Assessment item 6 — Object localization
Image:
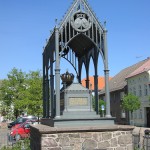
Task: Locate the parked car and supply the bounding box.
[9,120,37,141]
[8,115,37,128]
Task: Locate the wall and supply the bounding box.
[99,89,129,125]
[127,71,150,127]
[132,126,150,149]
[30,124,134,150]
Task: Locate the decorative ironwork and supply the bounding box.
[71,11,92,32]
[42,0,111,118]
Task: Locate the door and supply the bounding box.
[146,107,150,127]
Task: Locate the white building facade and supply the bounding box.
[126,59,150,127]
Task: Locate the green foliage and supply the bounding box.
[99,99,106,116]
[92,98,106,116]
[121,93,141,114]
[0,104,15,120]
[134,147,144,150]
[0,68,43,119]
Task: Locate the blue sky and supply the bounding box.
[0,0,150,80]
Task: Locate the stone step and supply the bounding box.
[61,111,100,119]
[54,118,115,127]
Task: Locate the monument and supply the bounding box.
[30,1,135,149]
[42,0,114,127]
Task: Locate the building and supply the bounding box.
[99,58,150,125]
[81,76,112,93]
[126,57,150,127]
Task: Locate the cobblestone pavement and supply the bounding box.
[0,128,9,148]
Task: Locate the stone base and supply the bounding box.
[30,124,135,150]
[54,117,115,127]
[41,111,115,127]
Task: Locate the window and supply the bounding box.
[134,110,137,119]
[133,87,136,96]
[113,93,116,99]
[139,109,142,119]
[129,88,132,94]
[139,85,142,97]
[144,84,148,96]
[144,76,147,81]
[120,92,124,99]
[133,79,134,84]
[139,78,141,82]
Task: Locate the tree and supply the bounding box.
[121,93,141,120]
[23,70,42,117]
[0,68,43,119]
[0,68,26,118]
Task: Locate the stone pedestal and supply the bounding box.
[42,82,115,128]
[30,124,134,150]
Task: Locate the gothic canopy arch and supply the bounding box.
[42,0,111,118]
[44,0,106,61]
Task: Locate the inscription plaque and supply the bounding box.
[69,97,88,106]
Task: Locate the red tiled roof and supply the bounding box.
[126,57,150,78]
[81,76,112,90]
[99,57,150,95]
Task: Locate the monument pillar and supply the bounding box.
[45,78,49,118]
[85,79,89,89]
[50,75,54,117]
[50,58,55,117]
[103,29,111,118]
[42,53,46,118]
[94,75,99,114]
[63,82,67,112]
[85,66,89,89]
[43,78,46,118]
[55,27,60,118]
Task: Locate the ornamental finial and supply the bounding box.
[43,46,45,52]
[50,30,53,35]
[55,19,58,27]
[104,21,106,27]
[103,21,107,32]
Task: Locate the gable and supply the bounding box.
[99,58,149,94]
[126,57,150,78]
[59,0,104,31]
